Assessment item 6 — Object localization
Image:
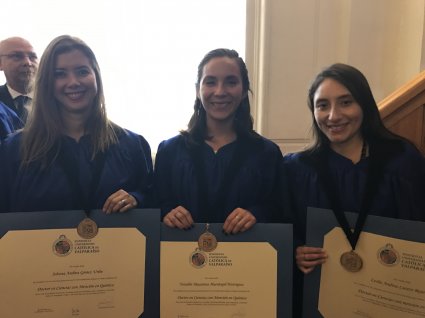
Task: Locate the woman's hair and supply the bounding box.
[181,48,258,146]
[21,35,119,166]
[305,63,402,154]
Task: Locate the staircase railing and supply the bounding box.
[378,71,425,155]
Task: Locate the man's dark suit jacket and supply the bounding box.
[0,84,17,114]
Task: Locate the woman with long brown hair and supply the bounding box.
[0,35,152,213]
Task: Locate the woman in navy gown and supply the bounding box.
[0,35,152,213]
[154,48,282,234]
[282,63,425,316]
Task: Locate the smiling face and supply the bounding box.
[313,78,363,149]
[197,56,244,126]
[54,49,97,116]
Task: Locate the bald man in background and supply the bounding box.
[0,37,38,123]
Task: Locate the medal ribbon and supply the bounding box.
[314,142,385,251]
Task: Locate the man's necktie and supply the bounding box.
[14,95,30,122]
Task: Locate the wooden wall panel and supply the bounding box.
[385,105,425,154]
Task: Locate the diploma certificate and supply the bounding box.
[0,228,145,317]
[161,241,277,317]
[303,207,425,318]
[160,223,293,317]
[0,209,161,318]
[160,223,293,318]
[320,228,425,317]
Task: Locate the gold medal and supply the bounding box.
[198,223,217,252]
[340,250,363,272]
[77,217,98,239]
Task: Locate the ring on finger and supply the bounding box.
[120,199,126,205]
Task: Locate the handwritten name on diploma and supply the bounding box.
[177,296,248,301]
[174,279,250,307]
[370,278,425,294]
[52,269,104,276]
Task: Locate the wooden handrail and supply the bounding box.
[378,70,425,154]
[379,70,425,117]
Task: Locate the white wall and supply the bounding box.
[0,0,246,153]
[246,0,425,153]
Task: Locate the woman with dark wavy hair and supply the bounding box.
[154,48,282,234]
[0,35,152,213]
[282,63,425,317]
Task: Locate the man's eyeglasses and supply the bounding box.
[0,52,38,62]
